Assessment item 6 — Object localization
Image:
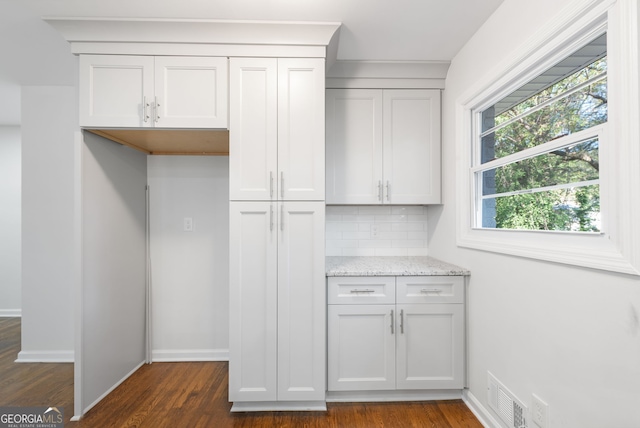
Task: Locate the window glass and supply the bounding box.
[474,34,607,232]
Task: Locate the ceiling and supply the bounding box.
[0,0,505,124]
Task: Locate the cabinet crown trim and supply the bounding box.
[45,17,342,64]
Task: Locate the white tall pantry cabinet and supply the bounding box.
[229,58,326,410]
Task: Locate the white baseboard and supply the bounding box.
[0,309,21,317]
[80,360,146,417]
[231,401,327,412]
[327,389,462,402]
[152,348,229,362]
[462,388,501,428]
[15,350,74,363]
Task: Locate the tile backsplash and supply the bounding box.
[326,206,428,256]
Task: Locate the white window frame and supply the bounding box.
[455,0,640,275]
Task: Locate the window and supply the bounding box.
[473,35,607,233]
[455,0,640,275]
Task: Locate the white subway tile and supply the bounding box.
[326,214,342,222]
[391,223,409,231]
[358,223,372,231]
[343,231,371,240]
[343,248,376,256]
[326,231,342,240]
[359,206,391,215]
[378,231,408,240]
[408,231,428,240]
[391,206,408,215]
[375,223,392,232]
[406,223,426,231]
[406,206,427,214]
[408,214,428,222]
[393,239,426,248]
[407,248,429,256]
[359,239,392,248]
[325,248,343,256]
[375,248,409,256]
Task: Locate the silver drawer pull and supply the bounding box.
[350,289,375,293]
[421,288,443,293]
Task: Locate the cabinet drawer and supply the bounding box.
[396,276,463,304]
[328,277,395,304]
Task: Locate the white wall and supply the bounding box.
[429,0,640,427]
[148,156,229,361]
[19,86,76,361]
[0,126,21,316]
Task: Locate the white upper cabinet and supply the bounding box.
[79,55,228,129]
[326,89,441,205]
[277,59,325,201]
[229,58,278,201]
[230,58,325,201]
[326,89,383,204]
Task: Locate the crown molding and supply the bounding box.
[44,17,342,65]
[326,60,450,89]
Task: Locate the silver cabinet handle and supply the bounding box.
[386,181,390,201]
[143,96,150,122]
[270,172,274,198]
[421,288,442,294]
[400,309,404,334]
[349,289,375,293]
[270,204,274,231]
[280,204,284,231]
[390,309,394,334]
[281,172,284,198]
[154,97,160,122]
[378,180,382,201]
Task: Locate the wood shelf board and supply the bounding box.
[86,129,230,156]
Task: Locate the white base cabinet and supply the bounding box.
[328,276,464,392]
[326,89,441,205]
[229,201,325,403]
[79,55,228,128]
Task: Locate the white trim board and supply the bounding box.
[454,0,640,275]
[326,60,450,89]
[0,309,21,317]
[16,350,74,363]
[462,389,501,428]
[152,349,229,362]
[326,389,462,403]
[44,18,342,66]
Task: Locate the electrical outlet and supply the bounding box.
[184,217,193,232]
[371,225,378,238]
[531,394,548,428]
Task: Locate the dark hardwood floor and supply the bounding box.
[0,317,483,427]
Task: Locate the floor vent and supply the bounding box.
[488,371,528,428]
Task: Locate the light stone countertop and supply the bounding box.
[326,256,470,277]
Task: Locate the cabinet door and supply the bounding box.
[154,57,228,128]
[229,202,278,401]
[328,304,396,391]
[278,59,326,201]
[229,58,278,201]
[277,201,325,400]
[326,89,383,204]
[396,304,464,390]
[79,55,154,128]
[383,90,441,204]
